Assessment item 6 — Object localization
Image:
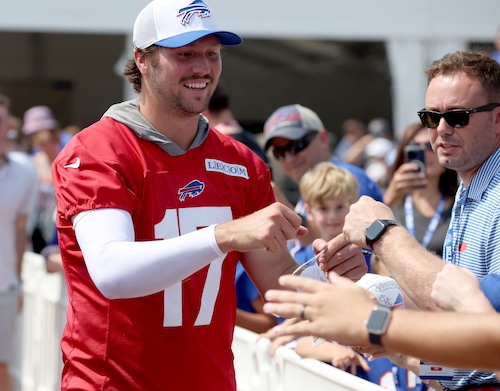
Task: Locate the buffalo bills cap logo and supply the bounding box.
[177,0,211,26]
[133,0,241,50]
[178,179,205,201]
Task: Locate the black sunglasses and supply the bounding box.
[271,131,318,161]
[417,103,500,129]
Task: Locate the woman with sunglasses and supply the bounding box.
[382,123,458,258]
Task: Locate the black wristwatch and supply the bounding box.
[365,306,392,347]
[365,219,397,248]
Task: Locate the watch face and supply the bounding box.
[366,220,397,247]
[366,220,384,242]
[366,306,391,334]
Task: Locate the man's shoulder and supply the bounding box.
[53,117,150,172]
[67,117,139,149]
[5,152,38,188]
[329,156,368,176]
[7,151,36,173]
[84,116,128,133]
[329,156,383,201]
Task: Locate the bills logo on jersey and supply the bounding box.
[177,0,211,26]
[178,180,205,201]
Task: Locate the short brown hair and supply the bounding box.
[123,45,161,93]
[425,50,500,102]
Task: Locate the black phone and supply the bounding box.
[404,144,426,172]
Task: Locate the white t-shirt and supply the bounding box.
[0,151,38,291]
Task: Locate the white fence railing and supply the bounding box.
[12,252,384,391]
[233,326,384,391]
[12,251,66,391]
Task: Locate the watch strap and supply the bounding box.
[365,219,397,248]
[368,332,384,347]
[366,306,392,347]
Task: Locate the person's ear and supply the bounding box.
[493,107,500,137]
[317,129,333,150]
[318,128,329,142]
[134,49,149,75]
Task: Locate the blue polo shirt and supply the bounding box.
[441,147,500,389]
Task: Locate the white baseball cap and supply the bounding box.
[133,0,242,49]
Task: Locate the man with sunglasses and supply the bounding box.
[264,104,383,200]
[263,104,383,263]
[342,50,500,391]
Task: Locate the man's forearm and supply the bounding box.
[383,310,500,370]
[373,225,444,310]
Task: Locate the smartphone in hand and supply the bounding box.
[404,144,426,173]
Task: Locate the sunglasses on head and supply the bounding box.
[417,103,500,129]
[272,131,318,161]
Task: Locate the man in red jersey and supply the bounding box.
[52,1,367,389]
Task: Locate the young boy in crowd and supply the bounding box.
[292,162,370,370]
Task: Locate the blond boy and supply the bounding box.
[291,162,371,371]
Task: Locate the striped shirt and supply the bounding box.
[441,147,500,390]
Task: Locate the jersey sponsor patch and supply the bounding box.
[205,159,249,179]
[178,180,205,201]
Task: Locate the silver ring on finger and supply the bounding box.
[300,304,307,320]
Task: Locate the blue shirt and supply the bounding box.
[441,147,500,389]
[235,262,259,313]
[330,156,384,201]
[295,156,383,220]
[353,358,429,391]
[480,273,500,311]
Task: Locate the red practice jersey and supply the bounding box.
[53,117,273,390]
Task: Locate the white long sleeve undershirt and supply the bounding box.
[73,208,225,299]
